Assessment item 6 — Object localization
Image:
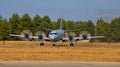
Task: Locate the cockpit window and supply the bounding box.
[50,33,58,35]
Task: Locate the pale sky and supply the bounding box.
[0,0,120,22]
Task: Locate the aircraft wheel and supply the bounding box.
[70,43,74,47]
[52,44,56,46]
[40,43,44,46]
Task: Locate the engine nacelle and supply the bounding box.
[82,34,88,40]
[68,35,73,41]
[24,33,29,38]
[38,35,43,40]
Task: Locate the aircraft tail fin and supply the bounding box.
[60,18,62,30]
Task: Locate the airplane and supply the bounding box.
[9,18,105,47]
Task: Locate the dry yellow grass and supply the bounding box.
[0,41,120,47]
[0,41,120,62]
[0,47,120,62]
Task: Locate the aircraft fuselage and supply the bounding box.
[48,29,64,42]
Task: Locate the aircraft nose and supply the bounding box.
[49,35,56,40]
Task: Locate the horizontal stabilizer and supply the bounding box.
[43,28,53,31]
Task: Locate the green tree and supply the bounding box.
[94,18,110,42]
[94,18,105,36]
[41,16,51,34]
[32,14,42,34]
[86,20,95,35]
[42,15,51,23]
[41,21,50,35]
[0,19,11,40]
[9,13,21,34]
[56,18,61,29]
[66,20,75,30]
[50,21,57,29]
[0,15,3,27]
[110,17,120,42]
[0,15,2,28]
[0,15,3,22]
[78,21,88,31]
[20,13,32,30]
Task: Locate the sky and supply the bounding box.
[0,0,120,23]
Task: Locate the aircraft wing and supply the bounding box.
[87,36,105,39]
[9,34,24,37]
[62,38,69,41]
[62,37,82,41]
[62,36,105,41]
[9,34,36,38]
[73,36,105,40]
[9,34,50,40]
[65,29,80,32]
[30,36,50,40]
[73,37,83,40]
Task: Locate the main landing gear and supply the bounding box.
[39,42,74,47]
[40,43,56,46]
[40,43,44,46]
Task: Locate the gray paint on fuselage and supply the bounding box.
[48,29,64,42]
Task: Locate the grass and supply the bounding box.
[0,41,120,47]
[0,41,120,62]
[0,47,120,62]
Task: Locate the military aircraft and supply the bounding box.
[9,18,105,46]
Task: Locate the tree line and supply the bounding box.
[0,13,120,42]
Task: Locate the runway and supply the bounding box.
[0,61,120,67]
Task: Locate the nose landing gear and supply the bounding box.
[52,44,56,46]
[70,43,74,47]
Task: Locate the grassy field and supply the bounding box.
[0,41,120,62]
[0,41,120,47]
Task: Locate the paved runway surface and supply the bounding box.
[0,61,120,67]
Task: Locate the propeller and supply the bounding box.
[81,31,88,40]
[82,34,88,40]
[68,35,73,42]
[21,30,32,41]
[24,33,29,38]
[35,31,45,41]
[68,34,74,47]
[38,35,43,40]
